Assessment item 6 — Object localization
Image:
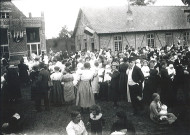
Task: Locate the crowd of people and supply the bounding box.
[1,44,190,134]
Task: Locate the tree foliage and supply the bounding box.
[130,0,156,6]
[182,0,190,5]
[58,25,73,39]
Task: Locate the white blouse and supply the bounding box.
[141,66,150,78]
[66,120,88,135]
[80,69,94,80]
[50,72,63,81]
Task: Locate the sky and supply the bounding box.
[12,0,185,39]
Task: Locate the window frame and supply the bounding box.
[0,45,9,58]
[165,32,173,46]
[183,31,190,45]
[114,35,122,52]
[0,12,9,19]
[147,33,155,47]
[84,39,87,51]
[26,28,40,43]
[187,14,190,22]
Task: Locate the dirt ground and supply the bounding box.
[2,86,190,135]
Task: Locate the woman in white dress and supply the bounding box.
[76,62,95,113]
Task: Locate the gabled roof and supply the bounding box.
[0,1,26,18]
[75,6,190,34]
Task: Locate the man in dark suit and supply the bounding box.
[126,57,144,115]
[173,52,185,104]
[36,62,50,111]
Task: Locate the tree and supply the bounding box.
[58,25,73,51]
[58,25,73,39]
[130,0,156,6]
[182,0,190,5]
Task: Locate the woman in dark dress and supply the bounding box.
[4,65,21,101]
[160,61,172,106]
[109,62,120,108]
[143,60,160,105]
[18,58,29,86]
[118,57,128,100]
[111,111,135,135]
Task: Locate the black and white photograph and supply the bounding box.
[0,0,190,134]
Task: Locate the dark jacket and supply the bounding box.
[39,69,50,92]
[131,66,144,84]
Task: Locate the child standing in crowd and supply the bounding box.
[87,105,105,135]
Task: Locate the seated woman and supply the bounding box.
[150,93,177,124]
[66,111,88,135]
[110,111,135,135]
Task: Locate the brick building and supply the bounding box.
[0,0,46,60]
[73,5,190,54]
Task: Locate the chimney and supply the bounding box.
[126,0,133,21]
[29,12,32,18]
[41,12,44,17]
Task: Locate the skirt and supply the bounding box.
[64,81,75,102]
[50,80,64,105]
[76,80,95,108]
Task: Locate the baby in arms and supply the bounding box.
[159,104,168,120]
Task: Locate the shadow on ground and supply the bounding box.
[3,86,190,135]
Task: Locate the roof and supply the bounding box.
[76,6,190,34]
[0,1,26,18]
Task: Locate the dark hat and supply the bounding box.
[65,62,71,67]
[39,62,45,69]
[128,56,136,63]
[54,66,60,71]
[84,62,91,69]
[123,57,128,62]
[32,65,39,71]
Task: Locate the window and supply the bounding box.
[0,28,8,45]
[0,45,9,58]
[0,12,9,19]
[27,43,41,56]
[91,38,94,43]
[84,39,87,51]
[26,28,40,43]
[114,35,122,51]
[147,33,155,47]
[187,14,190,22]
[165,33,173,46]
[78,38,81,50]
[183,32,190,45]
[91,38,94,52]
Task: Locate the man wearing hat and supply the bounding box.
[36,62,51,111]
[126,56,144,115]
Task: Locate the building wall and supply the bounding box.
[95,30,190,54]
[0,1,46,60]
[9,18,27,59]
[74,10,190,52]
[74,11,100,52]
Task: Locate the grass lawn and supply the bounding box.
[2,86,190,135]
